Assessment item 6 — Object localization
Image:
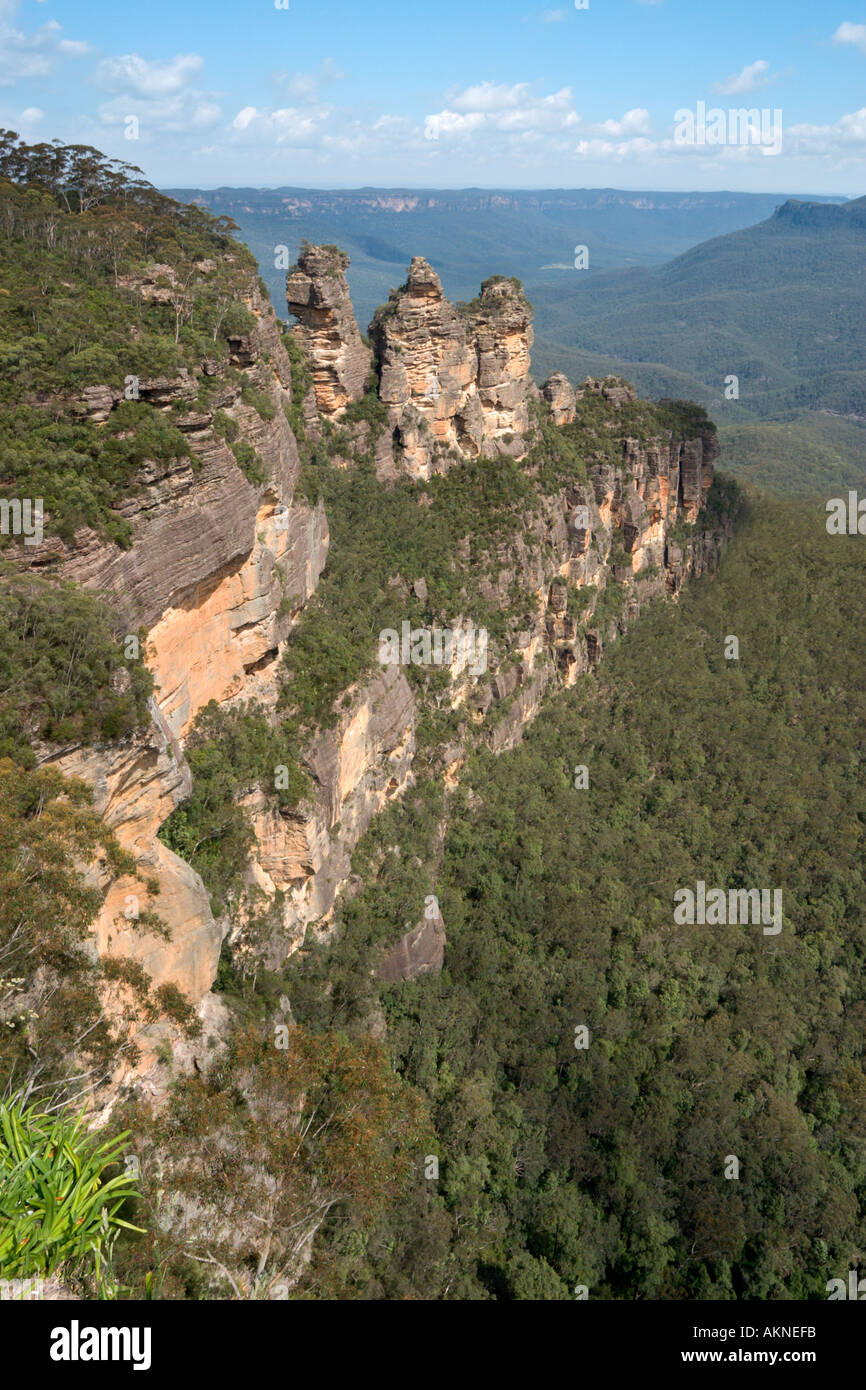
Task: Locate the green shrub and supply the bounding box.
[0,567,152,763]
[158,700,309,911]
[212,409,240,444]
[241,382,276,422]
[231,439,267,485]
[0,1099,143,1294]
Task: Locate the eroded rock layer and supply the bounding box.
[286,244,372,417]
[370,260,534,478]
[24,236,729,1110]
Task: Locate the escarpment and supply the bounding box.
[242,663,416,961]
[24,268,332,1090]
[256,248,727,968]
[16,230,732,1108]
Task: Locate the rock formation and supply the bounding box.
[369,259,534,478]
[542,372,577,426]
[19,235,727,1113]
[379,906,446,984]
[36,698,222,1083]
[23,276,332,1092]
[286,243,372,417]
[242,662,415,960]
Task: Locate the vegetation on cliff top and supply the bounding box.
[0,131,260,544]
[282,379,714,730]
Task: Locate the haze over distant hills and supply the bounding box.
[163,185,844,334]
[528,196,866,496]
[169,183,864,497]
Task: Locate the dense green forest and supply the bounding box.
[2,136,864,1303]
[265,493,866,1300]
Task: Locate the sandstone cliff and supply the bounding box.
[336,258,536,479]
[240,663,415,962]
[21,236,730,1110]
[26,271,330,1088]
[286,243,372,418]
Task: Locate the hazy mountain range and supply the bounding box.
[168,184,863,496]
[164,185,844,333]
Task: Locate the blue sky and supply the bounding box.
[1,0,865,193]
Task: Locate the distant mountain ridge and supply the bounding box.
[525,194,866,496]
[163,184,844,334]
[168,183,865,497]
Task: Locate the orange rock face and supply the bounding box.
[147,495,327,739]
[369,259,535,478]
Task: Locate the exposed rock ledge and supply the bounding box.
[241,663,416,962]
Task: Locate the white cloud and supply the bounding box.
[232,105,257,132]
[93,51,222,140]
[714,59,772,95]
[95,53,204,98]
[573,135,657,160]
[0,2,91,86]
[272,57,345,102]
[98,90,221,136]
[426,82,579,140]
[229,103,335,147]
[57,39,90,58]
[598,107,652,137]
[449,81,533,112]
[833,21,866,55]
[19,105,42,121]
[542,9,567,21]
[788,107,866,152]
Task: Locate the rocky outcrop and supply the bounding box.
[369,259,534,479]
[26,285,313,633]
[36,698,223,1081]
[20,230,729,1122]
[392,377,721,759]
[286,244,372,417]
[239,663,415,961]
[471,276,534,451]
[542,372,577,426]
[146,494,327,739]
[378,907,446,984]
[21,279,330,1096]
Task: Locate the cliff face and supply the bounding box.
[146,494,327,740]
[242,663,415,960]
[398,381,718,761]
[363,259,534,479]
[24,235,729,1103]
[286,244,372,418]
[27,277,331,1083]
[32,285,320,632]
[36,697,222,1084]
